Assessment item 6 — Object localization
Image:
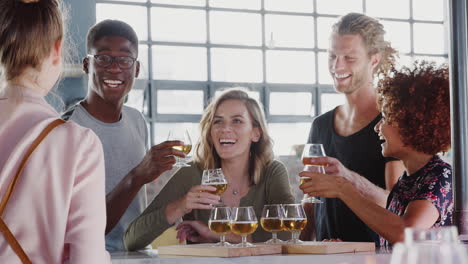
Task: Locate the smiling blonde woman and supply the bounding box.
[124,88,295,251]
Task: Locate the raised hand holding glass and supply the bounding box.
[167,129,192,167]
[201,168,228,195]
[300,165,324,203]
[300,143,326,203]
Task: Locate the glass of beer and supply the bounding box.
[300,165,325,203]
[167,129,192,167]
[300,143,326,203]
[201,168,228,195]
[230,206,258,247]
[201,168,227,205]
[208,207,232,247]
[282,204,307,244]
[302,143,326,164]
[261,204,285,244]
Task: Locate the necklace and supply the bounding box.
[232,189,239,195]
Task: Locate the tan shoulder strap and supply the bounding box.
[0,118,65,264]
[0,218,32,264]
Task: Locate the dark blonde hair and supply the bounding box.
[194,88,274,184]
[0,0,65,83]
[333,13,397,77]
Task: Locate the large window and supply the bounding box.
[96,0,447,156]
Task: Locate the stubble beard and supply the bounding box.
[338,68,374,95]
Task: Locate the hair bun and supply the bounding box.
[20,0,40,3]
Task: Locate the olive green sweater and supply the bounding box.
[124,160,295,250]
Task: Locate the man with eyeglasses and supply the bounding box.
[62,19,185,251]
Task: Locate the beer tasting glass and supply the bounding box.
[201,168,227,206]
[261,204,285,244]
[167,129,192,167]
[301,143,326,165]
[300,165,325,203]
[201,168,228,195]
[230,206,258,247]
[282,204,307,244]
[208,207,232,247]
[390,227,468,264]
[300,143,326,203]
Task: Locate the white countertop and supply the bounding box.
[111,249,392,264]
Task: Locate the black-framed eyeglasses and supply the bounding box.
[87,54,137,69]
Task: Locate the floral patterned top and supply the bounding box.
[380,155,453,247]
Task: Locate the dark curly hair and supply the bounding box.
[376,61,451,155]
[86,19,139,55]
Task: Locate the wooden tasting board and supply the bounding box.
[158,242,374,257]
[282,241,375,254]
[158,243,282,257]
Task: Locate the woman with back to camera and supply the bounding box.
[0,0,109,263]
[125,88,295,250]
[299,61,452,246]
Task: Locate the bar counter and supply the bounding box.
[111,249,392,264]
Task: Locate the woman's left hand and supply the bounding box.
[298,170,352,199]
[176,221,218,243]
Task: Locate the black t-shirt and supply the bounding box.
[308,108,393,246]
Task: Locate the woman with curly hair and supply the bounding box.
[299,61,452,246]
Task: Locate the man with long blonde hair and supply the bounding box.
[300,13,405,245]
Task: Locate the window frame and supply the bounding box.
[96,0,448,153]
